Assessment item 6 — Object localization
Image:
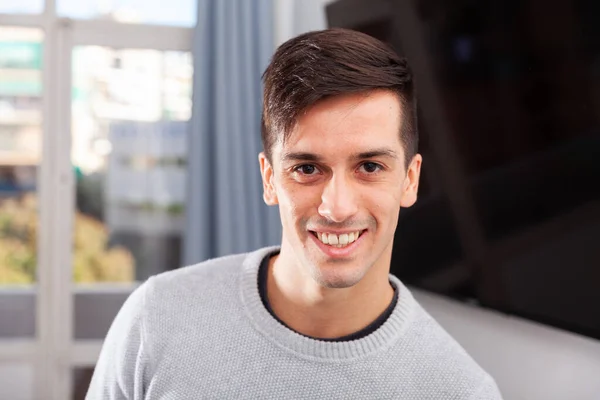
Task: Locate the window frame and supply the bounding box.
[0,1,194,397]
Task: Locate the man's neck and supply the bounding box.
[266,252,395,339]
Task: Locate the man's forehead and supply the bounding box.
[296,95,400,133]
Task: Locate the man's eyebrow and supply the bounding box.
[281,149,399,163]
[354,148,399,160]
[281,152,321,163]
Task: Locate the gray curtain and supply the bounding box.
[184,0,281,265]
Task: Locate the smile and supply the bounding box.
[308,229,368,258]
[311,231,364,248]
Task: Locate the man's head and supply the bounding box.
[259,28,422,289]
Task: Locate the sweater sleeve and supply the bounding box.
[468,374,504,400]
[86,279,152,400]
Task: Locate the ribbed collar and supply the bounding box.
[240,246,417,360]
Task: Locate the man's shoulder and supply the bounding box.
[152,245,277,283]
[139,246,276,314]
[133,253,245,318]
[151,251,248,288]
[403,301,502,398]
[125,248,272,344]
[410,301,483,364]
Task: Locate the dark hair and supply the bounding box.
[261,28,418,168]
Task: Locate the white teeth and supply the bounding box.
[339,234,349,245]
[328,234,338,245]
[320,232,328,244]
[316,230,363,247]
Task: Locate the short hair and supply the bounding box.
[261,28,418,168]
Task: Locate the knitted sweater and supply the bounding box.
[87,247,503,399]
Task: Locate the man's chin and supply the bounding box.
[316,278,360,289]
[310,263,367,289]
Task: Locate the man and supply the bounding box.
[87,28,503,399]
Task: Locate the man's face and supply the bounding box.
[259,90,421,289]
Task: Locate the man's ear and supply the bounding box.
[258,152,278,205]
[400,154,422,208]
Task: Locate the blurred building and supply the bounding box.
[72,46,192,279]
[0,27,41,196]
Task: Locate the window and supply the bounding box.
[0,27,42,288]
[71,46,192,289]
[0,3,195,398]
[0,0,43,14]
[57,0,197,27]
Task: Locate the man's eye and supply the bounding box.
[294,164,318,175]
[359,162,382,174]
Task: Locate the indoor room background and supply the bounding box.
[0,0,598,399]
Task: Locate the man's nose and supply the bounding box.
[317,174,359,223]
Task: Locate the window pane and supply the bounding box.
[58,0,197,27]
[0,0,44,14]
[0,27,42,293]
[71,46,192,290]
[0,363,34,400]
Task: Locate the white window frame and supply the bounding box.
[0,1,193,398]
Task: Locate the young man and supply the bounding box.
[88,28,503,399]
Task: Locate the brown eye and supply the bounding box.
[359,162,382,174]
[295,164,317,175]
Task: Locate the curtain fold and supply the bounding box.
[184,0,281,265]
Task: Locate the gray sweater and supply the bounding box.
[87,246,503,399]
